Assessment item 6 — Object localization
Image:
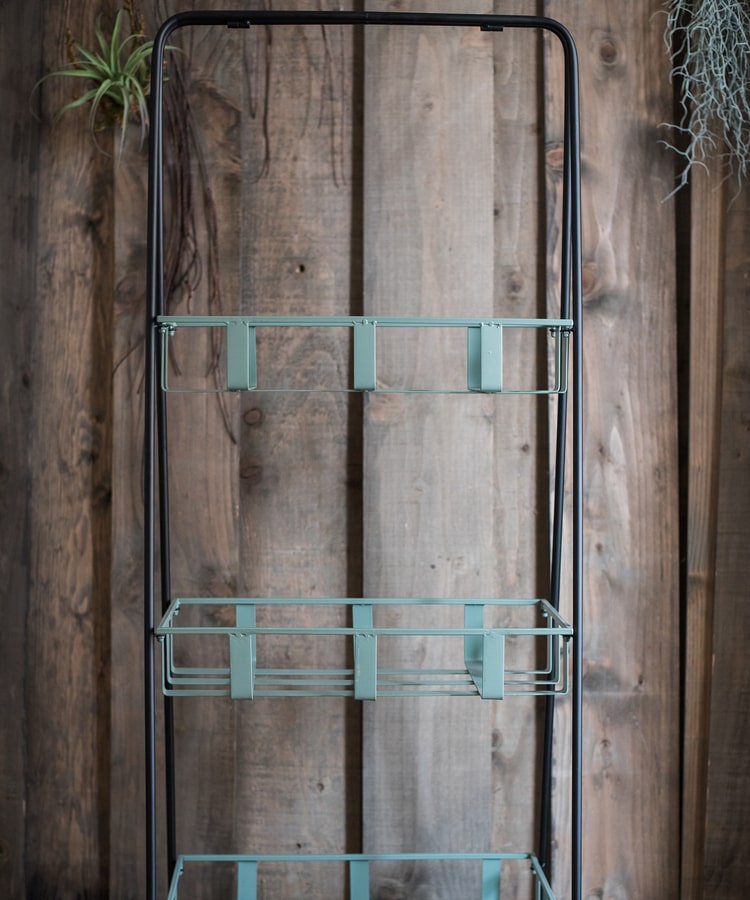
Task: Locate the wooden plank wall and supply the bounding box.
[361,5,496,897]
[543,2,680,896]
[702,183,750,897]
[16,2,118,897]
[681,167,725,898]
[0,1,44,896]
[158,18,243,900]
[490,1,548,886]
[114,6,361,898]
[5,0,750,898]
[110,121,151,897]
[233,10,359,898]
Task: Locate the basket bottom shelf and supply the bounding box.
[167,852,555,899]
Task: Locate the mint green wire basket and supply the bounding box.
[156,597,572,700]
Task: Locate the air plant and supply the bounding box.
[663,0,750,193]
[38,3,160,162]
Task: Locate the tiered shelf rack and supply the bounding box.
[144,9,582,900]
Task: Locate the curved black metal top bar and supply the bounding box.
[155,9,575,32]
[147,10,581,322]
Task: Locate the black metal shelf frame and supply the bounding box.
[144,10,582,900]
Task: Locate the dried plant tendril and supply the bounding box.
[662,0,750,194]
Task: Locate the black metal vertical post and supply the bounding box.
[553,30,583,900]
[152,36,178,874]
[143,313,156,900]
[146,17,178,898]
[539,388,568,872]
[144,96,158,900]
[537,27,581,899]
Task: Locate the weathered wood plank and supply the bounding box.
[25,2,116,894]
[489,6,548,890]
[362,5,496,897]
[703,182,750,899]
[232,14,359,899]
[0,1,43,895]
[109,127,153,896]
[158,19,245,900]
[681,167,725,900]
[109,6,237,895]
[543,3,680,896]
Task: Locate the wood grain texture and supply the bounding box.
[233,13,359,899]
[490,5,548,890]
[703,182,750,899]
[681,167,725,900]
[0,1,42,896]
[543,3,680,896]
[2,3,738,898]
[160,17,244,900]
[110,4,243,895]
[110,128,150,898]
[362,5,496,897]
[25,2,116,895]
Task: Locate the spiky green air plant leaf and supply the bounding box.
[663,0,750,194]
[36,7,164,163]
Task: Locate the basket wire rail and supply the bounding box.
[156,315,573,394]
[144,9,582,900]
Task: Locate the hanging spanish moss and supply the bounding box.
[663,0,750,192]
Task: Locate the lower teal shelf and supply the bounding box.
[155,597,572,700]
[167,852,555,899]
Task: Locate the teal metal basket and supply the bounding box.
[156,315,572,394]
[166,852,556,900]
[156,598,572,700]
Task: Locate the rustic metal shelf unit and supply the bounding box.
[144,10,582,900]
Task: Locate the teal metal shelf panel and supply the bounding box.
[156,598,572,700]
[167,852,555,900]
[155,315,572,394]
